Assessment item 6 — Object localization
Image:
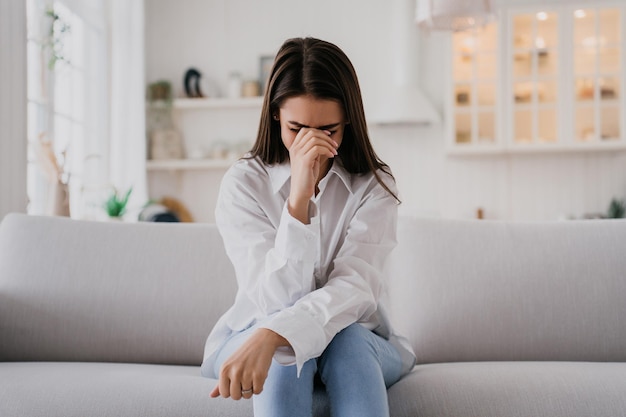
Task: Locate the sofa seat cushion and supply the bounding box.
[0,362,250,417]
[0,362,334,417]
[388,361,626,417]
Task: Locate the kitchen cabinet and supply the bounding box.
[448,2,625,154]
[450,22,500,152]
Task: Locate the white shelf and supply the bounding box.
[175,97,263,109]
[146,158,237,171]
[149,97,264,110]
[448,141,626,156]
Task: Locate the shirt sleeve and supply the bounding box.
[261,176,399,374]
[215,163,320,321]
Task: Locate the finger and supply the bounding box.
[241,385,254,399]
[209,385,221,398]
[292,128,337,151]
[301,142,337,160]
[322,130,339,148]
[296,132,336,153]
[230,377,243,401]
[290,127,312,151]
[218,368,231,398]
[252,373,266,395]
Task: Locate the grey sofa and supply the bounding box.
[1,212,626,417]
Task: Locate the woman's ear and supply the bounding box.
[272,114,279,121]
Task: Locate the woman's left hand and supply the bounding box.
[210,328,289,400]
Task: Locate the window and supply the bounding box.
[26,0,107,218]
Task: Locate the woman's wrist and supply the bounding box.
[257,328,291,349]
[288,196,310,224]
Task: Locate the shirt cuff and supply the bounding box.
[261,307,327,376]
[274,200,320,263]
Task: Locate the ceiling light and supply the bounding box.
[574,9,587,19]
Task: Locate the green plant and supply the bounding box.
[105,187,133,218]
[43,6,71,70]
[607,198,626,219]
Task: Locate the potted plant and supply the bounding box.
[607,198,625,219]
[104,187,133,220]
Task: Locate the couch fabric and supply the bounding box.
[1,213,626,417]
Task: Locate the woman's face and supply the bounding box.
[277,95,346,151]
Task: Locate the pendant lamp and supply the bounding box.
[416,0,494,32]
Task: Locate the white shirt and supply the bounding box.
[201,156,415,377]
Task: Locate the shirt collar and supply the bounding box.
[268,157,354,195]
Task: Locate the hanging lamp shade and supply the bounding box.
[416,0,494,32]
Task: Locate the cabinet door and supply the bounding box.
[510,11,559,146]
[573,7,622,143]
[451,22,499,149]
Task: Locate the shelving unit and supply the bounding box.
[145,95,263,221]
[146,96,262,170]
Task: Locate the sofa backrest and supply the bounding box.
[384,216,626,365]
[4,213,626,367]
[0,213,237,366]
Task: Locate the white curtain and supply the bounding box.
[0,0,28,219]
[107,0,147,217]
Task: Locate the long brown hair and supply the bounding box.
[249,37,399,202]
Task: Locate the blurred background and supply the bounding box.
[1,0,625,223]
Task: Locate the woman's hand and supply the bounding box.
[210,328,290,400]
[288,128,338,223]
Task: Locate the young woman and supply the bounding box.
[201,37,415,417]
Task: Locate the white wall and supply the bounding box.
[145,0,626,222]
[0,0,28,220]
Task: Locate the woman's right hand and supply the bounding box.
[287,128,338,223]
[210,328,289,400]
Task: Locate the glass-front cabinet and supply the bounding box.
[511,11,559,145]
[452,22,499,148]
[573,7,622,143]
[448,2,625,153]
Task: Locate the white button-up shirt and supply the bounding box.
[201,156,415,377]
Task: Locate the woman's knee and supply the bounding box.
[325,323,377,357]
[318,324,379,376]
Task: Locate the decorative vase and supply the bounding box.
[50,181,70,217]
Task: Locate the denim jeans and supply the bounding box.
[213,322,404,417]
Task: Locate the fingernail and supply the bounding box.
[323,130,332,136]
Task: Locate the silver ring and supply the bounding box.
[241,388,253,395]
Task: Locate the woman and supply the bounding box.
[201,37,415,417]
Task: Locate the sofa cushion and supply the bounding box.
[0,214,237,365]
[0,362,333,417]
[385,216,626,364]
[3,361,625,417]
[0,362,248,417]
[388,362,626,417]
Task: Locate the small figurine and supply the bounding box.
[184,68,204,98]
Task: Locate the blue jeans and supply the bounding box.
[213,322,404,417]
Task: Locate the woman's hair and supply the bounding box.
[248,37,399,202]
